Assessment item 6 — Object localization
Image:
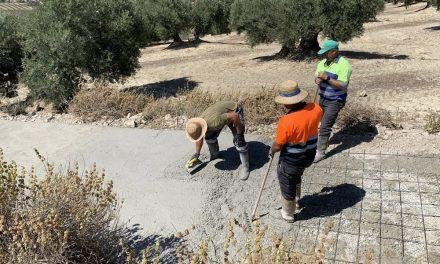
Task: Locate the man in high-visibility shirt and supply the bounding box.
[269,80,323,222]
[314,40,352,162]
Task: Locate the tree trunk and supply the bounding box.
[276,34,320,59]
[277,45,296,58]
[173,33,183,43]
[298,34,320,56]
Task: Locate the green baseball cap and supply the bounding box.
[317,40,339,55]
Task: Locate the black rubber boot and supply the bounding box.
[207,141,219,161]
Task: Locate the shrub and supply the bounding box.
[69,85,149,122]
[20,0,148,108]
[0,149,124,264]
[337,102,401,134]
[0,14,23,97]
[424,111,440,134]
[163,219,336,264]
[230,0,385,57]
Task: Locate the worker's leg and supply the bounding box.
[205,130,222,160]
[229,105,250,180]
[277,161,305,222]
[314,98,345,162]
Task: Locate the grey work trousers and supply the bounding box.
[277,161,306,200]
[318,97,346,138]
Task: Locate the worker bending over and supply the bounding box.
[185,101,250,180]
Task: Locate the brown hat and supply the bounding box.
[185,118,208,142]
[274,80,309,105]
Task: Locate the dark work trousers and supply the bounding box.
[318,97,346,138]
[277,161,306,200]
[204,105,247,152]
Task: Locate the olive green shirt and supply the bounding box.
[201,101,237,132]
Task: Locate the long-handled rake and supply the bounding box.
[312,85,319,103]
[250,155,274,221]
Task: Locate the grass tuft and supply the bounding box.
[1,100,29,116]
[424,111,440,134]
[337,102,401,134]
[69,84,149,122]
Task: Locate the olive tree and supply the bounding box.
[230,0,385,58]
[21,0,148,108]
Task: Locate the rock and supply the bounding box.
[130,113,143,122]
[45,114,54,122]
[123,113,143,128]
[178,116,188,125]
[124,118,137,128]
[26,100,47,115]
[358,91,368,97]
[164,114,172,121]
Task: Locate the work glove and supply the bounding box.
[186,153,202,169]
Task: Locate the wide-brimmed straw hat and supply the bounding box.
[185,118,208,142]
[274,80,309,105]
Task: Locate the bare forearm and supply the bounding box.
[327,79,347,90]
[269,142,283,156]
[227,112,242,134]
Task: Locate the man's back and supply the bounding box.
[275,103,323,166]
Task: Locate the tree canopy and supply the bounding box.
[230,0,385,58]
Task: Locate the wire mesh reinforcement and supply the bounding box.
[280,150,440,264]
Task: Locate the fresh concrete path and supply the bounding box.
[0,120,220,234]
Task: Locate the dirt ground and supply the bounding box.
[120,3,440,121]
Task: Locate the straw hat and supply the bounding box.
[185,118,208,142]
[274,80,309,105]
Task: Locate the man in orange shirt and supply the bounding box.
[269,80,323,222]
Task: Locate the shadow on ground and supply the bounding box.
[122,77,199,99]
[296,184,365,221]
[340,51,409,60]
[124,224,182,262]
[166,38,247,50]
[326,123,378,159]
[425,25,440,31]
[214,141,270,172]
[253,50,409,62]
[166,39,206,50]
[252,53,285,62]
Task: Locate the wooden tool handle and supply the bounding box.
[251,156,274,220]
